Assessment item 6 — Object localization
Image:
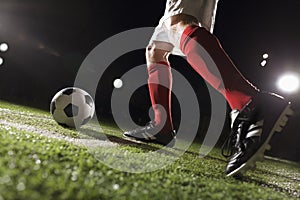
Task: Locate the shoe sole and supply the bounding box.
[227,103,293,177]
[123,134,146,144]
[123,133,176,147]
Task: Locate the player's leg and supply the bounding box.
[123,40,176,147]
[146,41,174,133]
[165,14,258,110]
[166,14,293,176]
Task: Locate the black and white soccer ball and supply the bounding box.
[50,87,95,128]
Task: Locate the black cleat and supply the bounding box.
[223,92,293,177]
[123,121,176,147]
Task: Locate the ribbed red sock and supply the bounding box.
[180,25,259,110]
[148,61,174,133]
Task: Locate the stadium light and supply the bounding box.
[277,73,300,93]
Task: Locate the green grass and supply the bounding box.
[0,100,299,200]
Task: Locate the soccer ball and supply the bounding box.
[50,87,95,128]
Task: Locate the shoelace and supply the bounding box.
[221,109,239,158]
[221,121,248,158]
[221,129,238,158]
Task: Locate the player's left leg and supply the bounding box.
[166,14,293,176]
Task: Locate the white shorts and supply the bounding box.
[149,0,220,55]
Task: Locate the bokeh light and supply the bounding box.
[113,78,123,89]
[260,60,267,67]
[263,53,269,59]
[0,43,9,52]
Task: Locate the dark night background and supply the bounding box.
[0,0,299,161]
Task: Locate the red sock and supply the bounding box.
[148,61,174,133]
[180,25,259,110]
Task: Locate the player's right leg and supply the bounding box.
[123,41,176,147]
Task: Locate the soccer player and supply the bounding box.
[123,0,292,176]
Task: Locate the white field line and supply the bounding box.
[0,108,117,148]
[0,107,53,121]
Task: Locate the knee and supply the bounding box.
[146,43,171,64]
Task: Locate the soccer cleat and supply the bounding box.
[123,121,176,147]
[223,92,293,177]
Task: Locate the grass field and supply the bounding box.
[0,100,299,200]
